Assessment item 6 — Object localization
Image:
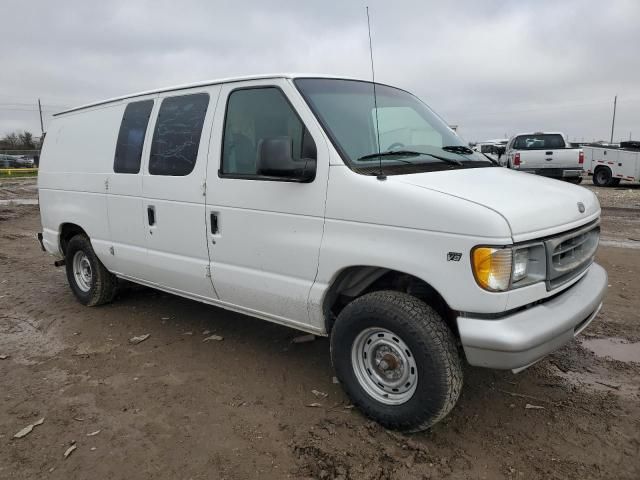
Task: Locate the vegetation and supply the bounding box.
[0,130,38,150]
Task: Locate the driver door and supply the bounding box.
[204,79,329,328]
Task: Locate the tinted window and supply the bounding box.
[114,100,154,174]
[149,93,209,176]
[513,134,565,150]
[221,87,316,176]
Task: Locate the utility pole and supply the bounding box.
[37,98,44,136]
[610,95,617,143]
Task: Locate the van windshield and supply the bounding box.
[295,78,492,175]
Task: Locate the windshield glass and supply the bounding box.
[295,78,492,175]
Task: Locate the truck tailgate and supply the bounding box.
[519,149,581,170]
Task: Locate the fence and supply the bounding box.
[0,149,41,157]
[0,167,38,176]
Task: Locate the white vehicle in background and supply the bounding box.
[505,132,584,183]
[583,141,640,187]
[472,139,508,165]
[37,74,607,431]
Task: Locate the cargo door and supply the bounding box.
[107,95,157,278]
[141,86,221,300]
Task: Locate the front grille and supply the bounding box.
[545,222,600,289]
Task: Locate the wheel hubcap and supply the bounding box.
[351,328,418,405]
[72,251,92,292]
[596,171,607,183]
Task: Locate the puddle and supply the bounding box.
[0,198,38,205]
[581,337,640,363]
[599,239,640,250]
[0,313,65,364]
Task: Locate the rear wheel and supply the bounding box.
[593,167,613,186]
[65,235,117,306]
[330,291,463,432]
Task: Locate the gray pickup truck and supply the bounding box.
[505,132,584,183]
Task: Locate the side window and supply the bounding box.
[149,93,209,176]
[221,87,316,178]
[114,100,154,173]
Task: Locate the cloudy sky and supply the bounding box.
[1,0,639,143]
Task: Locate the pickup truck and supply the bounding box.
[505,132,584,183]
[583,141,640,186]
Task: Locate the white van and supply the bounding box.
[38,74,607,431]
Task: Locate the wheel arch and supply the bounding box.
[322,265,457,337]
[59,222,88,255]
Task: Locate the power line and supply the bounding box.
[0,106,61,112]
[0,102,69,108]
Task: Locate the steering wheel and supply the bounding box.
[386,142,405,152]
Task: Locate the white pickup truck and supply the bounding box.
[506,132,584,183]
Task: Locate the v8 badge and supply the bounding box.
[447,252,462,262]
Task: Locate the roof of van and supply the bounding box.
[54,73,367,116]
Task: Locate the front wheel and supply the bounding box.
[65,234,117,306]
[331,291,463,432]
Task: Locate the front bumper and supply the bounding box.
[457,262,607,371]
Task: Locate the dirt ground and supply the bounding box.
[1,178,639,480]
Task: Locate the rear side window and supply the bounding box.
[221,87,316,177]
[513,134,565,150]
[114,100,154,173]
[149,93,209,176]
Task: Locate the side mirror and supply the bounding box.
[257,136,316,182]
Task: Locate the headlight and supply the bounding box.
[471,247,512,291]
[472,244,546,292]
[512,248,529,282]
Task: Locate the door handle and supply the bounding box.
[545,151,553,155]
[210,212,219,234]
[147,206,156,226]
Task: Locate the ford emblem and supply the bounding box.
[577,202,585,213]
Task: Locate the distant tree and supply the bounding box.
[18,131,35,149]
[1,132,19,148]
[0,130,37,149]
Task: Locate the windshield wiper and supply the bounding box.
[357,150,462,166]
[481,153,499,165]
[358,150,422,161]
[442,145,474,155]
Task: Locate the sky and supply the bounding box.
[1,0,639,144]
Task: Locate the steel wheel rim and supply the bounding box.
[351,327,418,405]
[595,170,607,184]
[72,251,92,292]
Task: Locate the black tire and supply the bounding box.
[330,291,463,432]
[65,234,117,306]
[611,178,621,187]
[593,167,613,187]
[566,177,583,184]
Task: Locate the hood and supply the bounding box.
[390,167,600,242]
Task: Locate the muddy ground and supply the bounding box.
[1,178,639,480]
